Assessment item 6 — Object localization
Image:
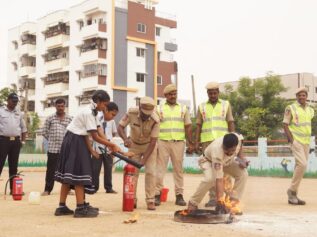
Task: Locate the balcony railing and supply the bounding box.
[44,72,69,85]
[44,23,70,39]
[21,34,36,45]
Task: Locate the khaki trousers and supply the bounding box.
[189,160,248,206]
[289,140,310,192]
[156,140,185,195]
[129,143,157,203]
[201,141,217,200]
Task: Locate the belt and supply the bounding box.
[132,141,150,145]
[0,136,20,141]
[161,139,184,142]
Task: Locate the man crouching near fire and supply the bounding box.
[187,133,249,215]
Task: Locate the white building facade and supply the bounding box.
[8,0,177,121]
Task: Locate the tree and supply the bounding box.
[0,87,16,105]
[221,73,287,140]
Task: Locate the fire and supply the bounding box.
[220,175,243,215]
[179,210,189,216]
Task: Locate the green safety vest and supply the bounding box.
[199,100,229,142]
[158,103,186,140]
[289,102,314,145]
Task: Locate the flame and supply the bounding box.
[179,210,189,216]
[220,175,243,215]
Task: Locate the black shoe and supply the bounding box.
[74,207,98,218]
[84,202,99,212]
[134,200,137,209]
[106,189,118,194]
[155,194,161,206]
[55,206,74,216]
[287,189,306,205]
[175,194,187,206]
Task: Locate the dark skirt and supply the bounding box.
[54,131,96,194]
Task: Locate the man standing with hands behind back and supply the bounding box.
[155,84,194,207]
[283,87,314,205]
[0,93,27,194]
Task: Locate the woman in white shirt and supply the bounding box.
[54,90,120,218]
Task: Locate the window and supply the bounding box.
[171,74,176,84]
[157,52,161,61]
[137,23,146,33]
[136,73,145,82]
[136,48,145,57]
[305,85,310,92]
[135,97,141,106]
[157,75,163,85]
[12,62,17,71]
[156,27,161,36]
[78,20,84,30]
[315,87,317,93]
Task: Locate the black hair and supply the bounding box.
[223,133,239,149]
[92,90,110,103]
[55,98,66,105]
[107,102,119,112]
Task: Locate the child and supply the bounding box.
[54,90,120,218]
[92,102,119,193]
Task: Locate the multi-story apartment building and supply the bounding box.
[8,0,177,120]
[219,72,317,104]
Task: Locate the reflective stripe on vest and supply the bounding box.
[199,100,229,142]
[158,103,186,140]
[289,103,313,145]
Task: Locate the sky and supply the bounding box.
[1,0,317,105]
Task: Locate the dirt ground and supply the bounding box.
[1,169,317,237]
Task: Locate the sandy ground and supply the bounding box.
[1,169,317,237]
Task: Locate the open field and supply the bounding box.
[1,170,317,237]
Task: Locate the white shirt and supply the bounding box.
[67,109,100,136]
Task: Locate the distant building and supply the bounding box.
[219,72,317,103]
[8,0,178,121]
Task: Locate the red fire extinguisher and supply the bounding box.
[123,164,136,212]
[4,172,24,201]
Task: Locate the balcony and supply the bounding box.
[46,58,69,72]
[80,23,107,39]
[20,44,36,56]
[19,66,35,77]
[164,42,178,52]
[45,34,70,49]
[44,82,69,95]
[81,49,107,63]
[79,75,107,89]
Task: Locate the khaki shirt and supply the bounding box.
[204,133,243,179]
[283,102,312,125]
[0,105,27,137]
[119,107,160,144]
[196,100,234,125]
[161,102,192,125]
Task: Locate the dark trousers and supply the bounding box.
[91,153,114,192]
[44,152,59,193]
[0,137,21,191]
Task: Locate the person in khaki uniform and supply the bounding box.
[283,87,314,205]
[117,97,160,210]
[188,133,248,215]
[155,84,194,207]
[195,82,235,207]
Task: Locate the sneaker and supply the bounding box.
[84,202,99,212]
[175,194,187,206]
[106,189,117,194]
[74,207,98,218]
[55,206,74,216]
[205,199,217,207]
[155,194,161,206]
[41,191,50,196]
[287,189,306,205]
[147,202,156,211]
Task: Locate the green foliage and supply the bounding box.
[221,73,288,140]
[27,112,40,139]
[0,87,16,106]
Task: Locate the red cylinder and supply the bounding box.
[122,164,136,212]
[12,176,23,201]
